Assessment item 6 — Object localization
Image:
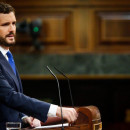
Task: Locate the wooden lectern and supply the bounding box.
[22,106,102,130]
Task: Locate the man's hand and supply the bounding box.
[22,116,41,127]
[56,107,78,124]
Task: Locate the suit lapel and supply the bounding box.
[0,52,20,92]
[15,68,23,92]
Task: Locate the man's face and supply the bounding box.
[0,12,16,48]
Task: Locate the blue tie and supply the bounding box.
[6,51,16,75]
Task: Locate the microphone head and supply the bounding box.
[46,66,57,78]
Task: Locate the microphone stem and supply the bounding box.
[56,79,64,130]
[54,67,74,108]
[67,79,74,108]
[46,66,64,130]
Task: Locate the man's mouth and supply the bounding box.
[7,34,14,37]
[6,33,15,40]
[6,35,15,41]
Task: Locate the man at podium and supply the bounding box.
[0,2,78,130]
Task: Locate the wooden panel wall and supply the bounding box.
[5,0,130,54]
[15,10,73,53]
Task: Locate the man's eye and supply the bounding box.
[13,22,16,25]
[2,23,9,26]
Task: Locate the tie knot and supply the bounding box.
[6,51,13,59]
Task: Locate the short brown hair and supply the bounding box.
[0,2,15,14]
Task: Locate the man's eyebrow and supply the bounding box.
[0,20,16,25]
[1,22,10,25]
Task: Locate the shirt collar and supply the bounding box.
[0,46,9,56]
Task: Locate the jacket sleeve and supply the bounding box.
[19,112,27,119]
[0,70,50,122]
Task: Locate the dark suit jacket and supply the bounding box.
[0,51,50,130]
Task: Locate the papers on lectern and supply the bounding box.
[34,123,69,129]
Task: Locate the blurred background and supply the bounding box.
[3,0,130,129]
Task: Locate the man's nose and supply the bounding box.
[9,24,16,32]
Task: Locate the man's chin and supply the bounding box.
[0,37,16,47]
[4,42,15,47]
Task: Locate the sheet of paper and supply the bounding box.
[34,123,69,129]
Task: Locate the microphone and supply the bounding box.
[46,66,64,130]
[54,67,74,108]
